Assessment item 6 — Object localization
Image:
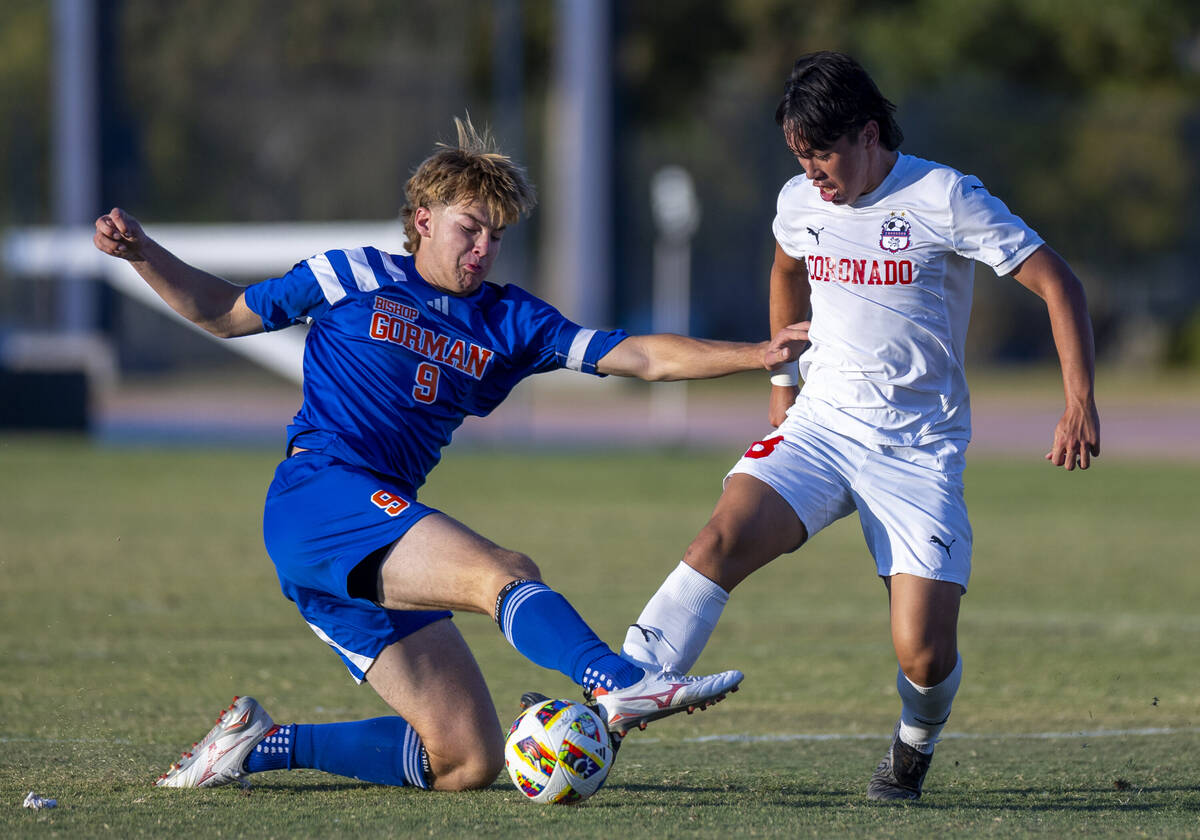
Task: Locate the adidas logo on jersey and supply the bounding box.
[427,296,450,315]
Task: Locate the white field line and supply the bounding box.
[683,726,1200,744]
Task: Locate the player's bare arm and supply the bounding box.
[595,326,809,382]
[596,334,767,381]
[93,208,263,338]
[1012,245,1100,470]
[768,242,811,426]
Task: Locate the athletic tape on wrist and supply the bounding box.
[770,361,799,387]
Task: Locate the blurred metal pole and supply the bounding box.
[52,0,100,333]
[545,0,611,326]
[491,0,528,290]
[650,166,700,431]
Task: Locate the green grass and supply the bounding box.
[2,435,1199,838]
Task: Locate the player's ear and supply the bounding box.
[861,119,880,149]
[413,206,434,239]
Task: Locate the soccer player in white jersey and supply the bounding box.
[92,118,809,793]
[620,52,1100,801]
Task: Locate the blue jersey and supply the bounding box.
[244,247,627,489]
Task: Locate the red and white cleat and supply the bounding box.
[588,669,742,736]
[154,696,274,788]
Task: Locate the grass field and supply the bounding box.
[2,435,1199,837]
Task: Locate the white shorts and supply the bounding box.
[728,415,972,591]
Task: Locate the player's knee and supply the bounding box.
[682,524,746,589]
[684,523,728,568]
[897,645,957,687]
[499,549,540,582]
[429,744,504,791]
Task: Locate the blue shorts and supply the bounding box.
[263,450,451,682]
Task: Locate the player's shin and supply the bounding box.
[620,561,729,672]
[494,579,644,691]
[896,654,963,753]
[246,718,432,788]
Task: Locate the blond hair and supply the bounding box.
[401,116,537,253]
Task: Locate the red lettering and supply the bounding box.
[898,260,913,285]
[419,330,448,361]
[884,261,898,285]
[403,322,422,350]
[463,344,495,379]
[852,260,866,285]
[367,309,493,380]
[744,435,784,460]
[868,262,882,285]
[369,311,391,339]
[370,490,410,517]
[413,362,439,404]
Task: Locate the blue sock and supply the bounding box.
[495,580,644,691]
[245,718,429,788]
[245,723,294,772]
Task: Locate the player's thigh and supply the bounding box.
[377,511,539,614]
[885,573,961,685]
[698,426,856,591]
[685,473,809,591]
[365,617,504,789]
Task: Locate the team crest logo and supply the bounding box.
[879,212,911,253]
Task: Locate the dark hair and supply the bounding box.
[774,51,903,155]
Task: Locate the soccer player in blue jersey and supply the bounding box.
[92,117,808,793]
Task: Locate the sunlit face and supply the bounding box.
[790,121,885,206]
[412,199,506,295]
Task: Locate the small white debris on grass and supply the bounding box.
[23,792,57,810]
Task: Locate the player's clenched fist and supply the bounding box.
[94,207,147,261]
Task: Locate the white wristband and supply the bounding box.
[769,361,799,387]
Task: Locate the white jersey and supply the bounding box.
[772,152,1043,445]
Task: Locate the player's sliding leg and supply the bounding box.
[493,577,742,736]
[156,698,437,789]
[381,512,743,737]
[155,619,503,791]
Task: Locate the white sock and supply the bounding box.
[620,561,729,673]
[897,654,963,754]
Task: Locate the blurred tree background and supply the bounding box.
[2,0,1199,371]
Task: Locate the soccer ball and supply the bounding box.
[504,698,613,804]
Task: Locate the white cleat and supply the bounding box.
[154,696,274,788]
[588,669,743,736]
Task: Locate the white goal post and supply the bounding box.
[3,221,409,384]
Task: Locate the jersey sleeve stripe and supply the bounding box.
[345,247,381,292]
[378,251,409,284]
[307,253,348,305]
[564,328,597,372]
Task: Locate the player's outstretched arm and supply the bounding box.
[595,334,769,381]
[1012,245,1100,470]
[93,208,263,338]
[594,322,809,382]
